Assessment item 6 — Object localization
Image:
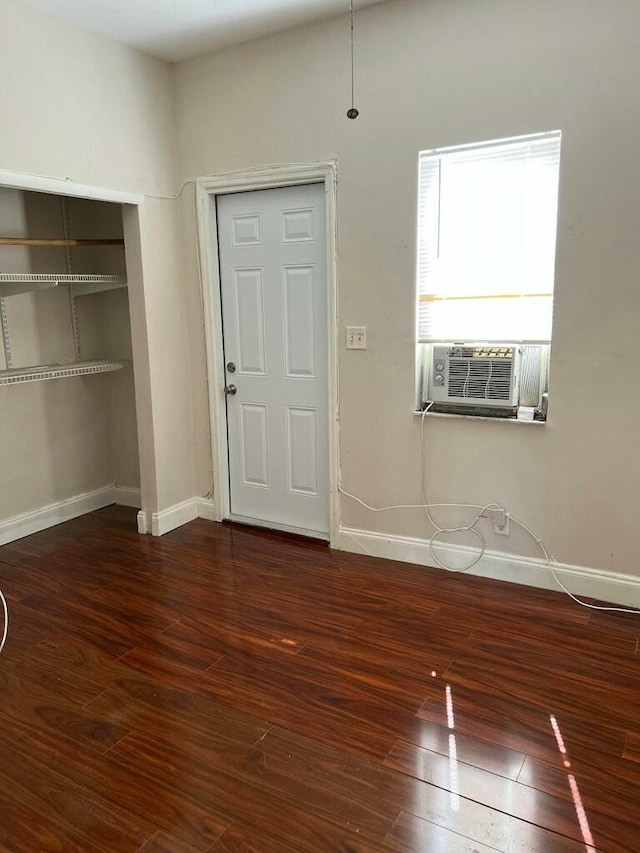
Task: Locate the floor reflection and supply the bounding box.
[550,714,596,853]
[445,684,460,811]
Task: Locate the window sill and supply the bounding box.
[413,410,546,425]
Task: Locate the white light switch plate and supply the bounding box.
[346,326,367,350]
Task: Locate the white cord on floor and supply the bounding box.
[0,589,7,654]
[339,408,640,615]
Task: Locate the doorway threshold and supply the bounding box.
[224,514,329,544]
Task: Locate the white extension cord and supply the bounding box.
[0,589,7,654]
[339,408,640,616]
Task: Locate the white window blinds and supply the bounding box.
[417,132,561,343]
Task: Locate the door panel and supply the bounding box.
[217,183,328,536]
[286,407,319,495]
[233,268,266,374]
[239,403,270,488]
[281,208,315,242]
[231,214,262,246]
[283,266,317,378]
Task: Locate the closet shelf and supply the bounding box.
[0,360,125,386]
[0,237,124,247]
[0,274,127,297]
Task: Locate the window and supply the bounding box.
[416,131,562,419]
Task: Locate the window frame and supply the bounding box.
[415,131,562,421]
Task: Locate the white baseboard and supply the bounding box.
[137,496,216,537]
[112,487,141,508]
[335,526,640,609]
[0,486,210,545]
[149,498,199,536]
[11,485,632,608]
[196,498,216,521]
[137,510,149,535]
[0,486,117,547]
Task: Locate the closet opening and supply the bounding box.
[0,185,144,542]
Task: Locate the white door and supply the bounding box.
[217,183,329,537]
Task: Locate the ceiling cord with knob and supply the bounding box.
[347,0,359,119]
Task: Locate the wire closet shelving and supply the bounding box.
[0,216,129,385]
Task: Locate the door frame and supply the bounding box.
[195,163,339,545]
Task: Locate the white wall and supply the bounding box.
[0,0,197,520]
[175,0,640,579]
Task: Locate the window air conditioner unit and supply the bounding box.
[427,344,521,409]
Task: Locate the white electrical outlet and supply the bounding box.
[346,326,366,350]
[491,508,510,536]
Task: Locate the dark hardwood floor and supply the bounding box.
[0,506,638,852]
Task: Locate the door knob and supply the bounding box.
[224,384,237,396]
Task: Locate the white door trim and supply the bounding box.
[195,163,340,546]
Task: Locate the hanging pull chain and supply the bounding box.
[347,0,359,119]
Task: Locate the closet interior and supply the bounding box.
[0,186,140,530]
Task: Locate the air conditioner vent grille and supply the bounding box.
[448,358,513,401]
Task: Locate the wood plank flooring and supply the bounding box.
[0,506,638,852]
